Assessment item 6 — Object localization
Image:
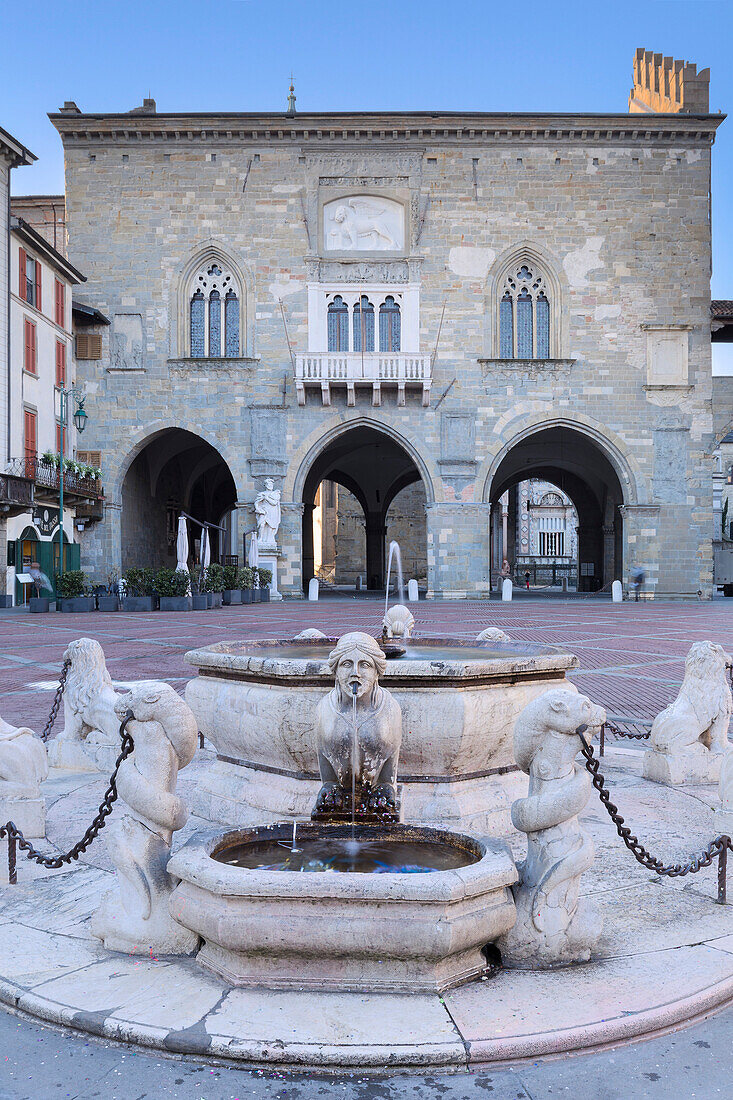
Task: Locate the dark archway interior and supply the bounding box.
[121,429,237,571]
[302,427,423,590]
[490,427,625,591]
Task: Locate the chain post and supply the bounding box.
[599,723,605,757]
[7,833,16,885]
[42,659,70,742]
[718,843,729,905]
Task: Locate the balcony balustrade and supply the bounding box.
[295,352,431,407]
[6,457,104,503]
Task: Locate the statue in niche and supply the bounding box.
[497,688,605,968]
[326,198,401,251]
[312,632,402,822]
[643,641,732,786]
[254,478,281,549]
[91,682,200,955]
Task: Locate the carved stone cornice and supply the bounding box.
[167,357,259,377]
[479,358,576,381]
[50,112,723,148]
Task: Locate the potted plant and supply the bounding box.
[257,567,273,602]
[189,568,208,611]
[121,567,157,612]
[238,565,254,603]
[155,567,192,612]
[206,563,224,608]
[222,564,241,605]
[97,571,120,612]
[56,570,95,613]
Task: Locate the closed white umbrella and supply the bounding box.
[201,526,211,571]
[176,516,189,572]
[248,531,259,569]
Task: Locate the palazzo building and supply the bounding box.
[47,50,731,597]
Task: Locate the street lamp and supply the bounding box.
[54,384,88,588]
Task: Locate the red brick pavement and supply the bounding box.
[0,597,731,733]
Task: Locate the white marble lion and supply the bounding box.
[47,638,122,771]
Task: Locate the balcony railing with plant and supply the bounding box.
[6,455,104,499]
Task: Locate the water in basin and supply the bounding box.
[213,835,477,873]
[235,642,556,661]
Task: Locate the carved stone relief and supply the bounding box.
[323,196,405,252]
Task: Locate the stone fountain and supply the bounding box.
[169,632,518,992]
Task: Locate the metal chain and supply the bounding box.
[1,710,134,882]
[575,723,732,902]
[41,659,70,742]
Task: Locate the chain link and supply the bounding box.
[41,659,70,743]
[575,723,732,900]
[1,710,135,880]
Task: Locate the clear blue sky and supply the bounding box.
[2,0,732,294]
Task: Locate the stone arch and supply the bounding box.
[172,239,255,358]
[479,412,644,507]
[111,419,241,504]
[486,241,568,358]
[289,416,437,506]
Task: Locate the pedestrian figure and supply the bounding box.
[525,570,531,591]
[29,561,52,596]
[630,565,645,602]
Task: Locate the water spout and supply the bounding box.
[384,540,405,619]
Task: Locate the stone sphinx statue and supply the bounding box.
[91,682,200,955]
[0,714,48,837]
[48,637,122,773]
[382,604,414,640]
[643,641,732,786]
[312,632,402,822]
[497,687,605,968]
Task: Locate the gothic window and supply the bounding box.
[498,262,552,359]
[353,295,375,353]
[188,261,240,358]
[327,295,349,352]
[379,296,401,352]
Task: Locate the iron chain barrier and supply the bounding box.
[576,723,732,904]
[0,711,134,885]
[41,658,70,742]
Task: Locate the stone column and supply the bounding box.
[278,502,304,598]
[365,512,386,589]
[618,504,661,598]
[426,503,491,598]
[602,524,616,588]
[301,501,315,588]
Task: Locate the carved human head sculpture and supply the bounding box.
[264,477,274,491]
[327,632,387,705]
[334,205,347,224]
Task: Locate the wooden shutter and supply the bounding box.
[24,409,37,459]
[56,420,64,456]
[19,247,26,300]
[35,261,42,312]
[55,279,65,327]
[24,319,36,374]
[56,340,66,385]
[76,333,103,359]
[77,449,102,468]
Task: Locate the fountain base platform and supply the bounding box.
[167,822,517,994]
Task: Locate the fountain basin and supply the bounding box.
[184,637,577,834]
[168,822,517,993]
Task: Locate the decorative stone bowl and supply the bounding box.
[168,822,517,994]
[184,638,577,835]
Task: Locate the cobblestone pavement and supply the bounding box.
[1,596,732,733]
[0,1003,731,1099]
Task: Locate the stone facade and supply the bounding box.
[51,68,724,598]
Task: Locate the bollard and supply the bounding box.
[308,578,319,602]
[407,579,419,602]
[356,576,363,591]
[612,580,623,603]
[502,578,512,602]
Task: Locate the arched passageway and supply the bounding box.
[120,429,237,572]
[301,425,427,590]
[489,426,625,592]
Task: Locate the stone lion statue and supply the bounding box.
[476,627,511,643]
[498,687,605,968]
[47,638,121,772]
[0,715,48,801]
[643,641,732,786]
[91,681,199,955]
[313,632,402,821]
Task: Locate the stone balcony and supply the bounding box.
[295,353,432,407]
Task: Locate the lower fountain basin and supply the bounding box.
[168,822,517,993]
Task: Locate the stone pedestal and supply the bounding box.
[642,745,725,786]
[258,547,282,600]
[0,796,45,838]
